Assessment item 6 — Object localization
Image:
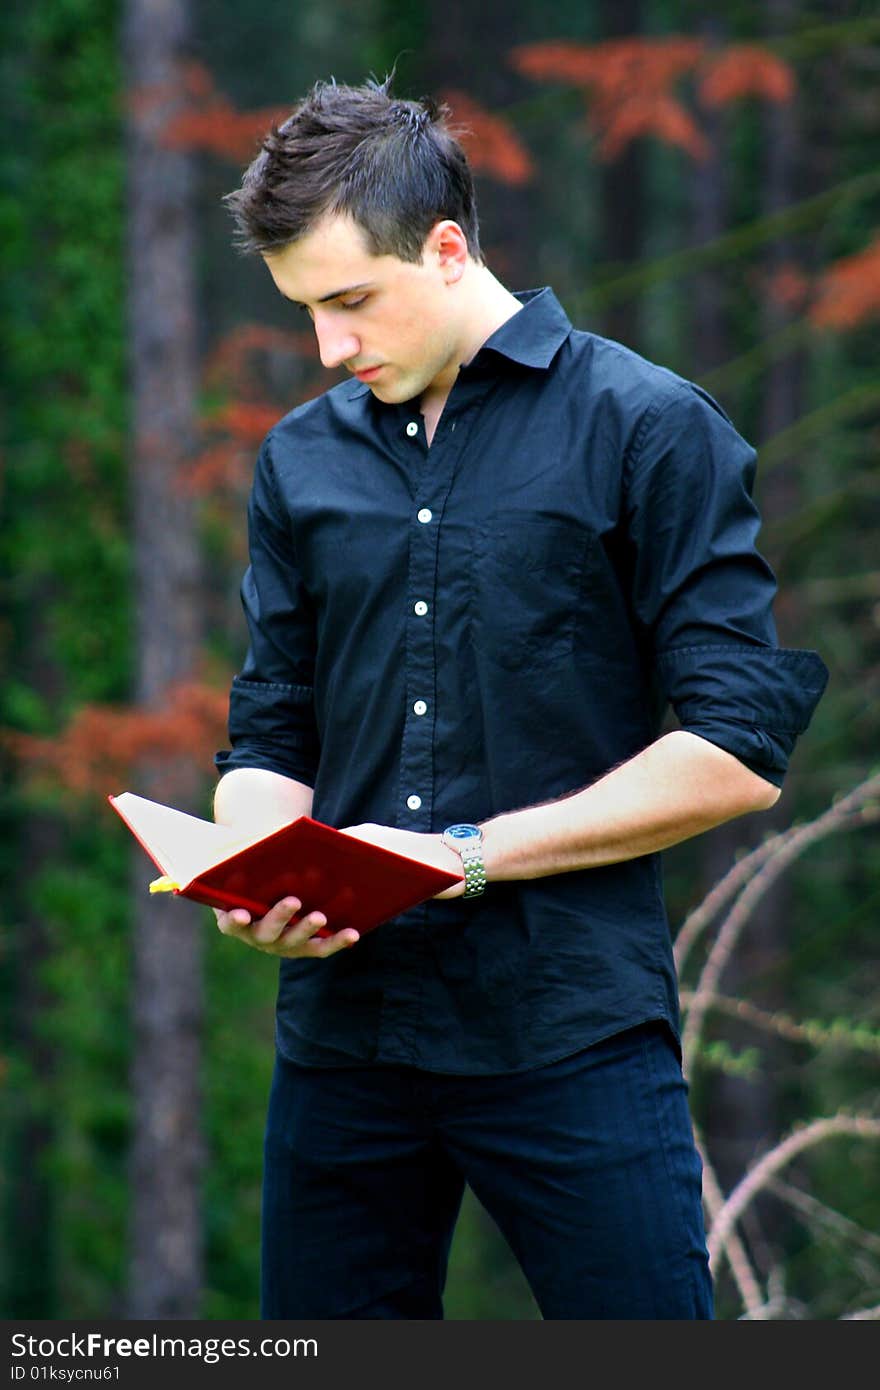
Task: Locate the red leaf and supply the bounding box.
[810,235,880,330]
[510,37,706,159]
[440,89,534,185]
[698,45,794,108]
[6,682,231,797]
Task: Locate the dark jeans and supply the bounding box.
[261,1021,713,1319]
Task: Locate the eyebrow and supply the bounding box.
[282,282,373,305]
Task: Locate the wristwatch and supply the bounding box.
[441,823,486,899]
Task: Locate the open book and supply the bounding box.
[108,792,463,937]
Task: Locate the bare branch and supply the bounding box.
[707,1113,880,1271]
[676,767,880,983]
[674,825,788,976]
[681,772,880,1071]
[694,1122,768,1318]
[678,989,880,1056]
[767,1176,880,1256]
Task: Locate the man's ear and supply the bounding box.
[425,220,468,284]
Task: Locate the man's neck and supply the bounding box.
[420,267,522,444]
[456,263,523,367]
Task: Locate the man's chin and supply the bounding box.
[361,370,424,407]
[368,380,408,404]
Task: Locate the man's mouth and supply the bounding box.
[352,365,383,382]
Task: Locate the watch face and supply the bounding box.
[445,823,480,841]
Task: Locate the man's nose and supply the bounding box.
[313,313,360,370]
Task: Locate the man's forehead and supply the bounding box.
[262,214,385,302]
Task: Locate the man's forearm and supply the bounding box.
[480,729,780,882]
[213,766,314,832]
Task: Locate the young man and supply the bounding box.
[213,77,828,1319]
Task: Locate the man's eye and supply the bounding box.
[339,296,367,311]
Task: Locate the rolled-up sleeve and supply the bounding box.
[624,383,828,786]
[214,434,320,785]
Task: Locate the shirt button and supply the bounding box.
[413,700,427,716]
[417,508,433,524]
[414,601,428,616]
[406,794,422,810]
[406,421,419,437]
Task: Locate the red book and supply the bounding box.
[108,791,462,937]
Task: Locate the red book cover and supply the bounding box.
[108,792,462,937]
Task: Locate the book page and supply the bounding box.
[111,792,267,886]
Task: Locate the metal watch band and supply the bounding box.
[458,840,487,898]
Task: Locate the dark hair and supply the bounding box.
[222,76,482,264]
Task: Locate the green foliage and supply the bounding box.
[0,0,130,1319]
[201,926,276,1320]
[1,0,130,725]
[698,1039,763,1081]
[1,814,132,1317]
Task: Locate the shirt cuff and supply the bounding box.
[214,675,320,785]
[655,644,829,785]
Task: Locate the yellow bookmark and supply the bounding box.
[149,875,180,894]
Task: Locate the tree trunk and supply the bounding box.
[419,0,535,292]
[123,0,205,1319]
[597,0,644,348]
[694,2,804,1209]
[5,590,65,1316]
[690,17,729,375]
[683,13,783,1202]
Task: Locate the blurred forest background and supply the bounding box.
[1,0,879,1321]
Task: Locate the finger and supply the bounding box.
[278,908,326,940]
[292,926,361,958]
[252,903,337,949]
[214,906,253,935]
[249,897,304,945]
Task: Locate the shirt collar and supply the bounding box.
[465,287,572,371]
[346,286,572,399]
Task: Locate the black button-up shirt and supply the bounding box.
[216,288,828,1074]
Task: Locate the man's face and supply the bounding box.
[262,213,466,405]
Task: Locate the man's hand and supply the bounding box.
[340,824,466,899]
[213,897,360,957]
[214,822,466,954]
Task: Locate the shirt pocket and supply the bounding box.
[469,513,589,670]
